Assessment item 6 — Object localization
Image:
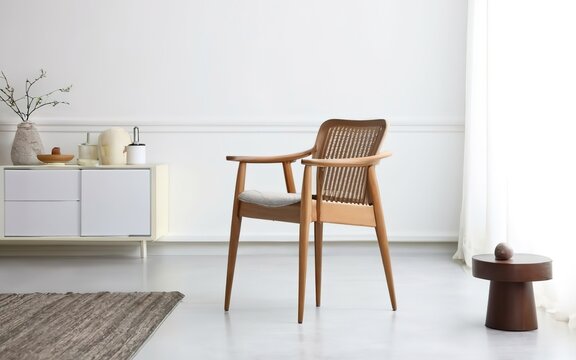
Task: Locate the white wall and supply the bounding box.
[0,0,467,242]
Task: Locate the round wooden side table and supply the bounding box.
[472,254,552,331]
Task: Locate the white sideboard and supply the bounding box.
[0,165,168,257]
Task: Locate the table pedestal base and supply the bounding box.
[486,281,537,331]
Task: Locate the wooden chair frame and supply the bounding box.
[224,119,397,323]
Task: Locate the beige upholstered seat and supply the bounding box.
[225,119,396,323]
[238,190,301,207]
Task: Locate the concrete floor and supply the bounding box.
[1,243,575,359]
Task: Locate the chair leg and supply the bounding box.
[224,214,242,311]
[225,162,246,312]
[314,222,323,307]
[298,221,310,323]
[298,165,313,323]
[374,219,397,311]
[367,165,397,311]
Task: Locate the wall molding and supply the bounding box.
[0,119,464,134]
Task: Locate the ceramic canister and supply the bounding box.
[126,144,146,165]
[78,144,99,160]
[126,126,146,165]
[78,132,99,166]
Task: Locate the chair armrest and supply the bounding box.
[301,152,392,167]
[226,148,313,163]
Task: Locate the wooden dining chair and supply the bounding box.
[225,119,396,323]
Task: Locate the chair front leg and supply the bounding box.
[225,162,246,311]
[225,214,242,311]
[368,166,397,311]
[282,161,297,193]
[298,165,313,323]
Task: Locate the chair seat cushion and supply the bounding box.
[238,190,301,208]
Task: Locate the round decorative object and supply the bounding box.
[37,146,74,164]
[37,154,74,164]
[11,122,45,165]
[494,242,514,260]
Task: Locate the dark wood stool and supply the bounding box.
[472,254,552,331]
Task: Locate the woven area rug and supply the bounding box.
[0,291,184,360]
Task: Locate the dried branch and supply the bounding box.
[0,71,25,121]
[0,69,71,122]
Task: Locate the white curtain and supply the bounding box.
[456,0,576,328]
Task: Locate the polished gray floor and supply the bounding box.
[1,243,575,360]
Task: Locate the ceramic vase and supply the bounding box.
[11,122,45,165]
[98,127,131,165]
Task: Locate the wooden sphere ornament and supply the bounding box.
[494,243,514,261]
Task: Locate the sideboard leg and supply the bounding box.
[140,240,147,259]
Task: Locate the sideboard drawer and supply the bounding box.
[5,170,80,201]
[4,201,80,236]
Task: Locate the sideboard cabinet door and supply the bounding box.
[81,169,151,236]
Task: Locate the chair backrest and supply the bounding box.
[312,119,388,205]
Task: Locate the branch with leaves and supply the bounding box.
[0,69,72,122]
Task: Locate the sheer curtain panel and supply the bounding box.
[456,0,576,327]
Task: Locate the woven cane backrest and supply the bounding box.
[312,119,387,204]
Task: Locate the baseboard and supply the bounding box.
[160,233,458,243]
[0,239,457,257]
[147,241,457,256]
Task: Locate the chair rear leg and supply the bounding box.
[374,220,397,311]
[225,214,242,311]
[314,222,323,307]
